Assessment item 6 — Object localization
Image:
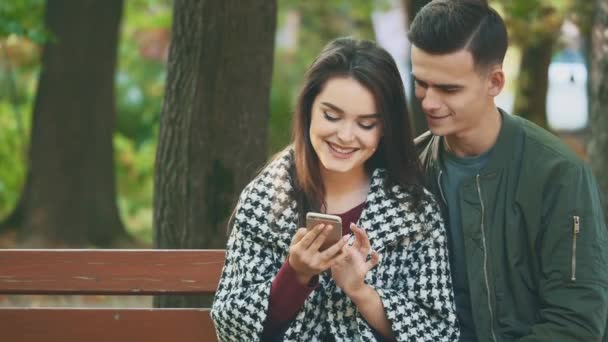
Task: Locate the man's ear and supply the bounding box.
[487,65,505,97]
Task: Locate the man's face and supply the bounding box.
[411,46,498,138]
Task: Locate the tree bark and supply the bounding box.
[154,0,276,308]
[403,0,430,136]
[588,0,608,218]
[15,0,128,247]
[512,34,556,129]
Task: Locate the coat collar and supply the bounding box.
[242,150,430,254]
[416,108,523,177]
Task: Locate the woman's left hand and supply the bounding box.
[331,223,380,297]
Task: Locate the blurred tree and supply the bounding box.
[403,0,430,136]
[500,0,572,128]
[588,0,608,217]
[154,0,276,307]
[569,0,596,118]
[2,0,130,247]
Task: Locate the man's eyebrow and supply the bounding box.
[436,84,464,90]
[411,74,463,90]
[321,102,379,118]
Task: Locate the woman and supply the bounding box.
[211,38,459,341]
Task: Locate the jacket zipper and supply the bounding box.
[571,215,580,281]
[476,174,497,342]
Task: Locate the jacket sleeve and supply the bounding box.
[210,189,283,342]
[356,199,460,342]
[518,163,608,341]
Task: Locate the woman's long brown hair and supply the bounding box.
[291,38,424,224]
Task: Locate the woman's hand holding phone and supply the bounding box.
[288,223,349,286]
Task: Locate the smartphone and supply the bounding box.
[306,212,342,251]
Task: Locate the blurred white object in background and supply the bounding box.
[546,49,588,131]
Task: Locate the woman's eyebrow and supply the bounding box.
[321,102,378,118]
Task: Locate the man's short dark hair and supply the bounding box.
[408,0,508,69]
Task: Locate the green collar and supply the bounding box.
[418,108,523,177]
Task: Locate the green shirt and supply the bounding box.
[441,144,493,342]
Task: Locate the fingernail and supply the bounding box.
[342,234,350,241]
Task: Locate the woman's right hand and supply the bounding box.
[288,224,348,285]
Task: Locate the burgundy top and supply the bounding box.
[262,202,366,337]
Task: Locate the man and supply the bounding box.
[410,0,608,341]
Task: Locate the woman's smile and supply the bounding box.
[327,141,359,159]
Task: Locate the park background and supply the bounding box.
[0,0,607,306]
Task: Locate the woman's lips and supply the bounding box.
[327,142,358,159]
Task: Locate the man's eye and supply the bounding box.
[323,111,339,121]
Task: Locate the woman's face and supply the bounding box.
[309,76,383,177]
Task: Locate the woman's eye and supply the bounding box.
[323,111,339,121]
[358,121,377,130]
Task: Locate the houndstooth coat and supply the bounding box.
[211,150,459,341]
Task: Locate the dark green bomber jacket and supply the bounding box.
[415,111,608,341]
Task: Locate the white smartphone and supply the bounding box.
[306,212,342,251]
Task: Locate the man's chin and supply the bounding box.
[426,125,449,137]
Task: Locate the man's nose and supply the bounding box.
[421,88,441,113]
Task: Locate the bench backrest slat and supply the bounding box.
[0,249,225,295]
[0,308,217,342]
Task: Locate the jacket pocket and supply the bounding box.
[571,215,581,281]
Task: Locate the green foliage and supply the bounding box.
[0,45,38,218]
[0,100,30,217]
[495,0,573,46]
[114,134,156,244]
[0,0,48,42]
[116,0,171,145]
[0,2,45,219]
[123,0,172,29]
[112,0,172,240]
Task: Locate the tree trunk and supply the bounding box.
[512,35,556,129]
[403,0,430,136]
[154,0,276,308]
[15,0,128,247]
[588,0,608,218]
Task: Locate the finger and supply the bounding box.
[320,234,350,261]
[298,223,326,249]
[365,250,380,271]
[352,225,371,255]
[308,224,332,251]
[290,228,308,247]
[350,223,362,250]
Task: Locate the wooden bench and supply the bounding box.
[0,249,225,342]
